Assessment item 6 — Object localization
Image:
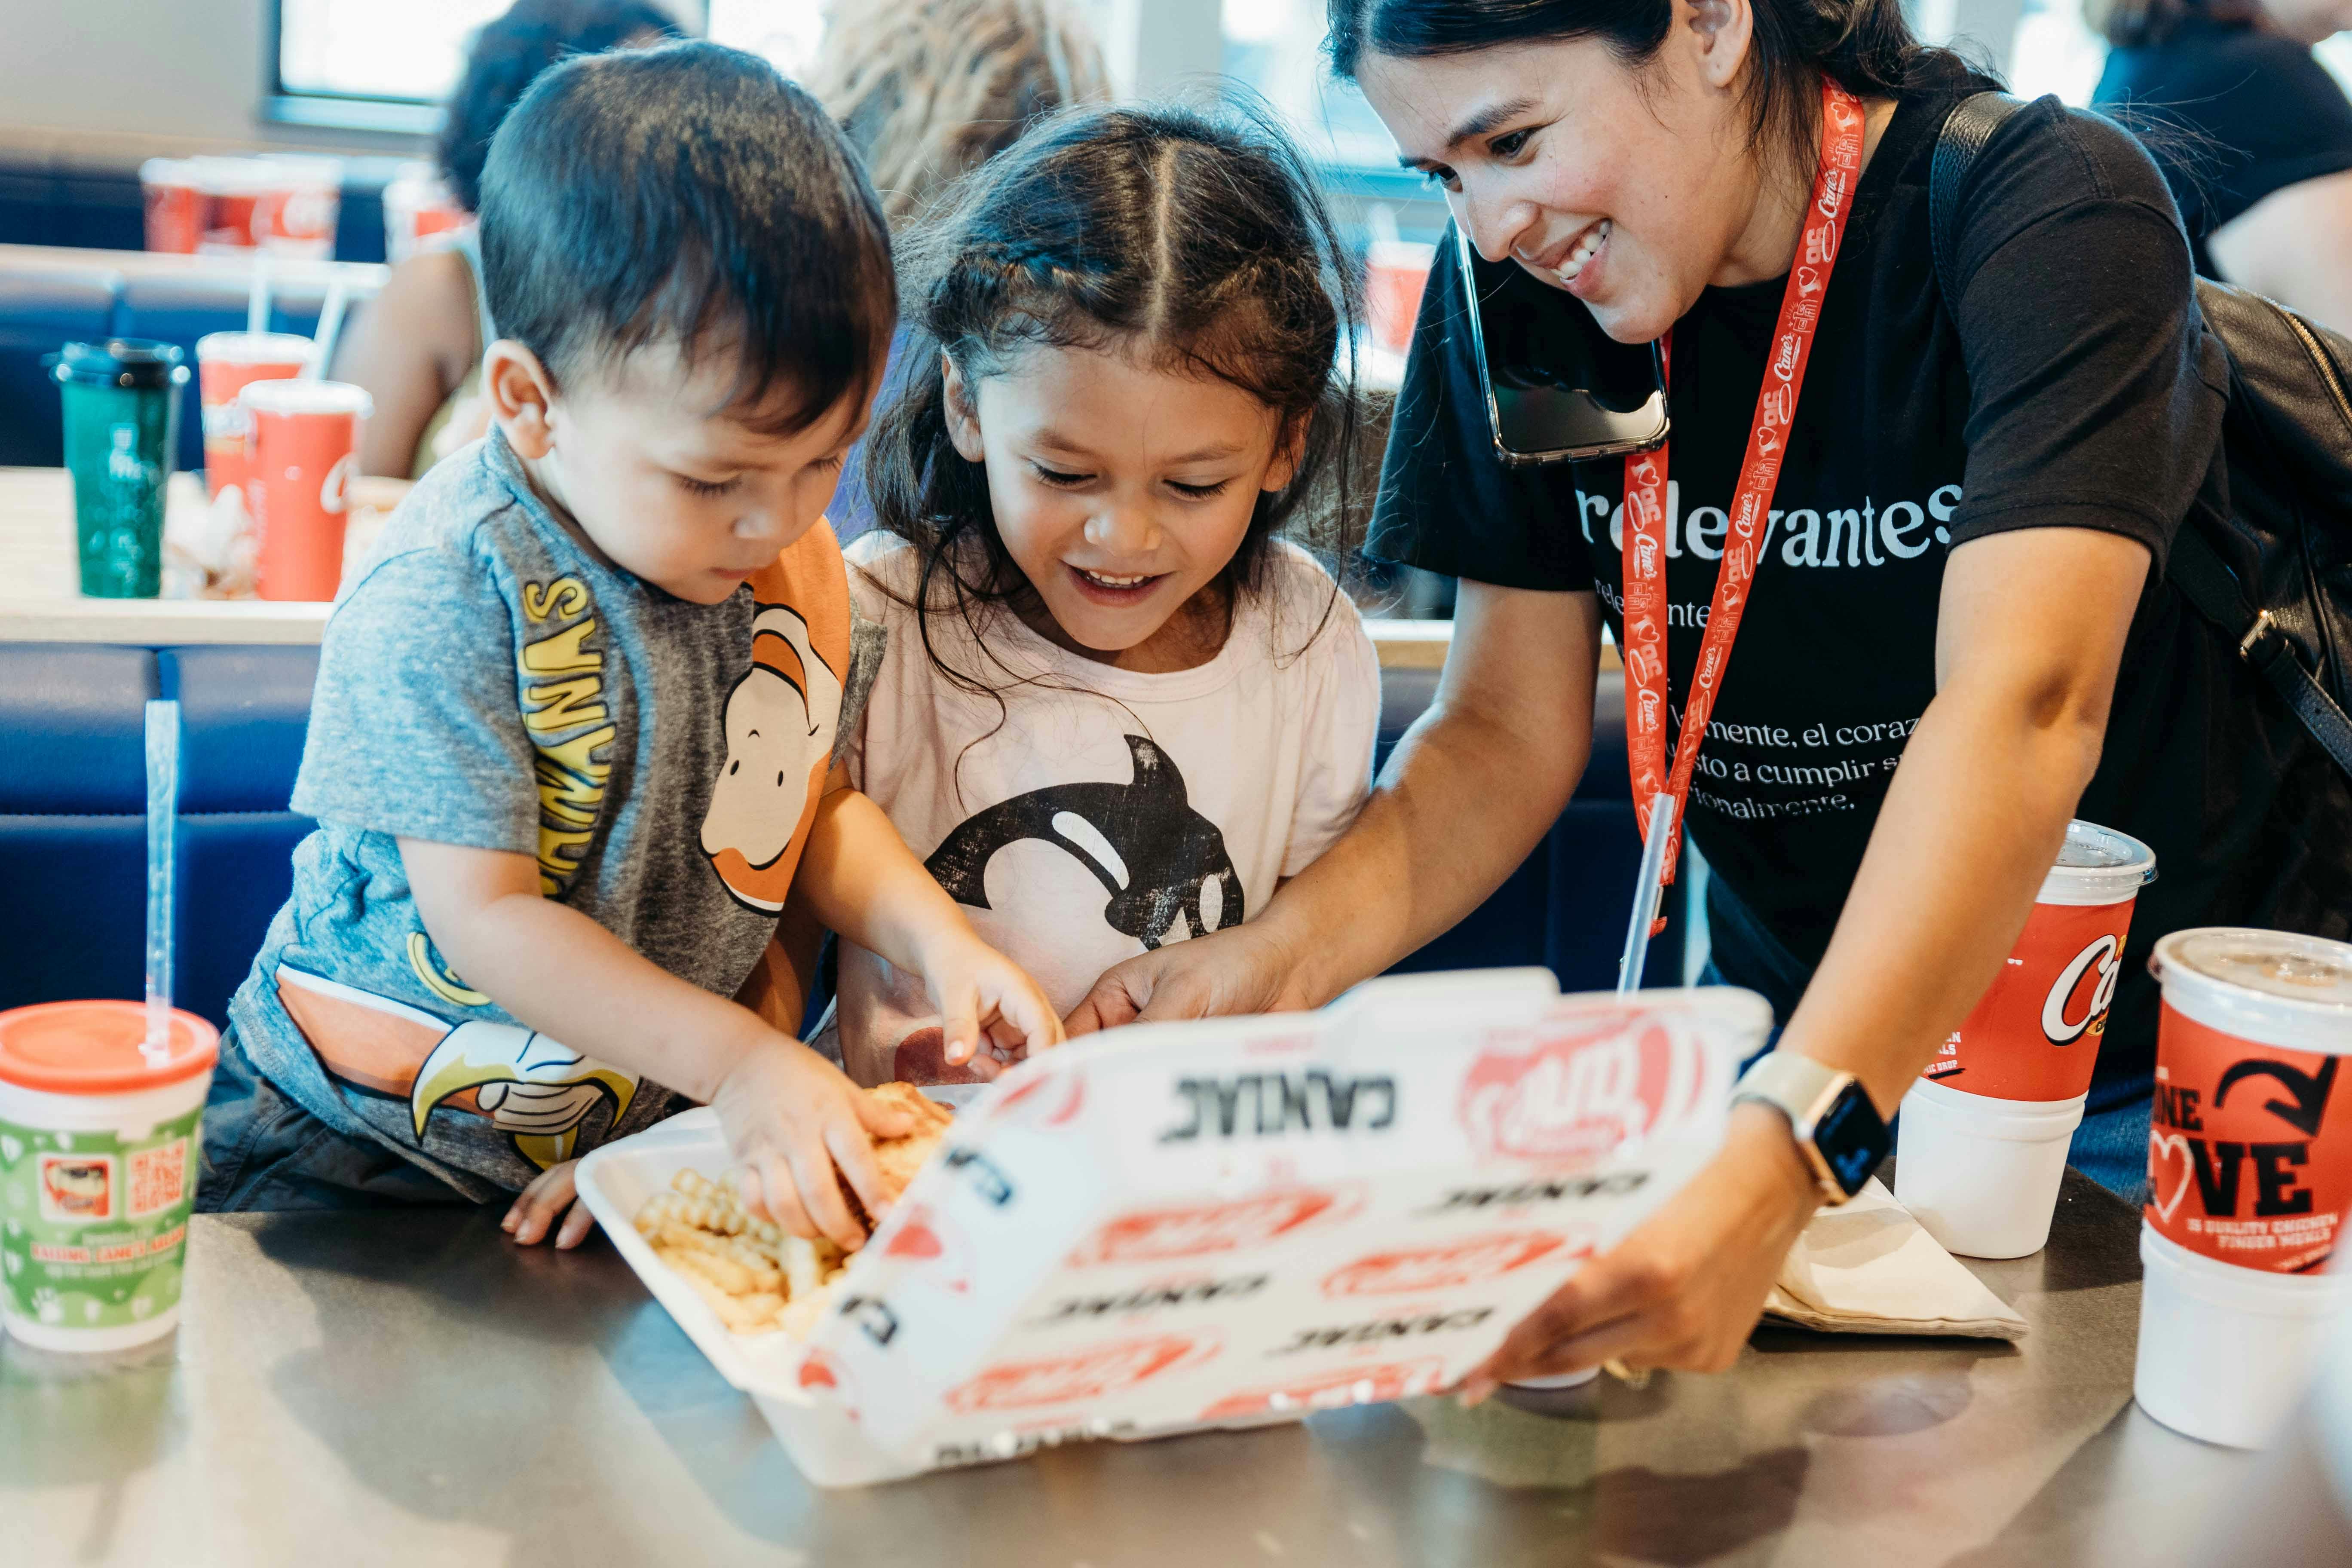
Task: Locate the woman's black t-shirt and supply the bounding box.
[2093,19,2352,276]
[1369,83,2352,1104]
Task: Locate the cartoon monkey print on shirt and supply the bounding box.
[703,601,845,913]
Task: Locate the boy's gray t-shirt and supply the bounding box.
[227,431,870,1199]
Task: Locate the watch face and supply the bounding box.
[1812,1081,1892,1196]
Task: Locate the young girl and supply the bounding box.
[824,101,1381,1085]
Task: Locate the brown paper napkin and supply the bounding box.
[1763,1178,2028,1341]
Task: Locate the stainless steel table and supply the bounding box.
[4,1170,2249,1567]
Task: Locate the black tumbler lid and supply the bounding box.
[49,338,189,389]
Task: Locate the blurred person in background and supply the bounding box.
[807,0,1107,541]
[2091,0,2352,333]
[340,0,684,479]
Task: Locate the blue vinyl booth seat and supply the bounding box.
[0,644,1682,1033]
[1,643,319,1032]
[0,266,332,472]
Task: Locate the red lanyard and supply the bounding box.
[1619,79,1867,921]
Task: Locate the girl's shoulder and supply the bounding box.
[842,530,924,621]
[1241,540,1376,677]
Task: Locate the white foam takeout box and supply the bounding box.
[575,969,1771,1487]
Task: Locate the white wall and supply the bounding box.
[0,0,424,162]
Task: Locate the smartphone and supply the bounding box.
[1456,227,1669,466]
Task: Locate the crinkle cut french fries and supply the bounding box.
[635,1168,847,1338]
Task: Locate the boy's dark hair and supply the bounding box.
[437,0,683,214]
[866,97,1362,701]
[480,40,897,432]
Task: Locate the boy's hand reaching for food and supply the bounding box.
[504,1158,600,1249]
[713,1035,918,1251]
[918,928,1063,1074]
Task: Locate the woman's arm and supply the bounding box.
[2207,169,2352,337]
[1064,581,1604,1031]
[335,248,479,478]
[1469,523,2149,1386]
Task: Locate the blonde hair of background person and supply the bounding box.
[808,0,1109,227]
[2086,0,2352,333]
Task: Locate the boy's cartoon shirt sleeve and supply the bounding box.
[225,434,854,1200]
[291,541,539,856]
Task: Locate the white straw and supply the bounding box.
[304,276,349,380]
[1617,792,1676,995]
[247,256,270,336]
[144,700,181,1060]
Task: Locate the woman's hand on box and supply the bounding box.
[1064,922,1308,1036]
[715,1037,918,1251]
[504,1158,600,1250]
[1461,1104,1820,1394]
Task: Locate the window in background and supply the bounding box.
[707,0,828,77]
[276,0,510,104]
[2006,0,2110,104]
[1220,0,1393,168]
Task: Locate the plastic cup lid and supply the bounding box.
[2039,820,2156,906]
[49,338,189,390]
[0,1001,220,1095]
[2150,928,2352,1048]
[196,331,314,365]
[242,378,372,417]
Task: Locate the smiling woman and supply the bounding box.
[1056,0,2352,1390]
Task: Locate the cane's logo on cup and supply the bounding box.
[37,1154,114,1223]
[944,1332,1216,1412]
[2042,935,2123,1046]
[1197,1358,1447,1422]
[318,452,354,516]
[1458,1011,1706,1165]
[1068,1187,1354,1266]
[1320,1229,1585,1298]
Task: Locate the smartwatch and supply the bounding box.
[1731,1053,1891,1204]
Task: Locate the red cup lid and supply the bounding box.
[0,1001,220,1095]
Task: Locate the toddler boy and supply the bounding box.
[198,42,1054,1248]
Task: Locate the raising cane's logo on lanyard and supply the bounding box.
[1619,80,1868,918]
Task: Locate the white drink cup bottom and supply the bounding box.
[1896,1075,2086,1259]
[2135,1223,2352,1448]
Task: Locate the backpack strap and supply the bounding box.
[1930,90,2352,779]
[2170,525,2352,775]
[1927,91,2027,315]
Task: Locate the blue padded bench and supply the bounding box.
[0,643,319,1030]
[0,263,338,471]
[0,643,1679,1032]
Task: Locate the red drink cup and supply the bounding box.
[195,332,312,502]
[382,166,470,265]
[1898,820,2156,1257]
[140,159,204,254]
[251,159,341,260]
[1365,240,1435,358]
[2137,928,2352,1445]
[242,379,371,601]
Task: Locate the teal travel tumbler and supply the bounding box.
[53,340,188,598]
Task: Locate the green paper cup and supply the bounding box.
[0,1001,219,1351]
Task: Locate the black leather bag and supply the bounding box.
[1931,91,2352,777]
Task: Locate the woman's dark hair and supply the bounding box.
[2082,0,2262,49]
[480,41,896,432]
[437,0,683,212]
[1328,0,1971,166]
[866,98,1362,704]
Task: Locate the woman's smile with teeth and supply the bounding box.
[1556,219,1611,282]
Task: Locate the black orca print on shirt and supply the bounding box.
[925,735,1243,949]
